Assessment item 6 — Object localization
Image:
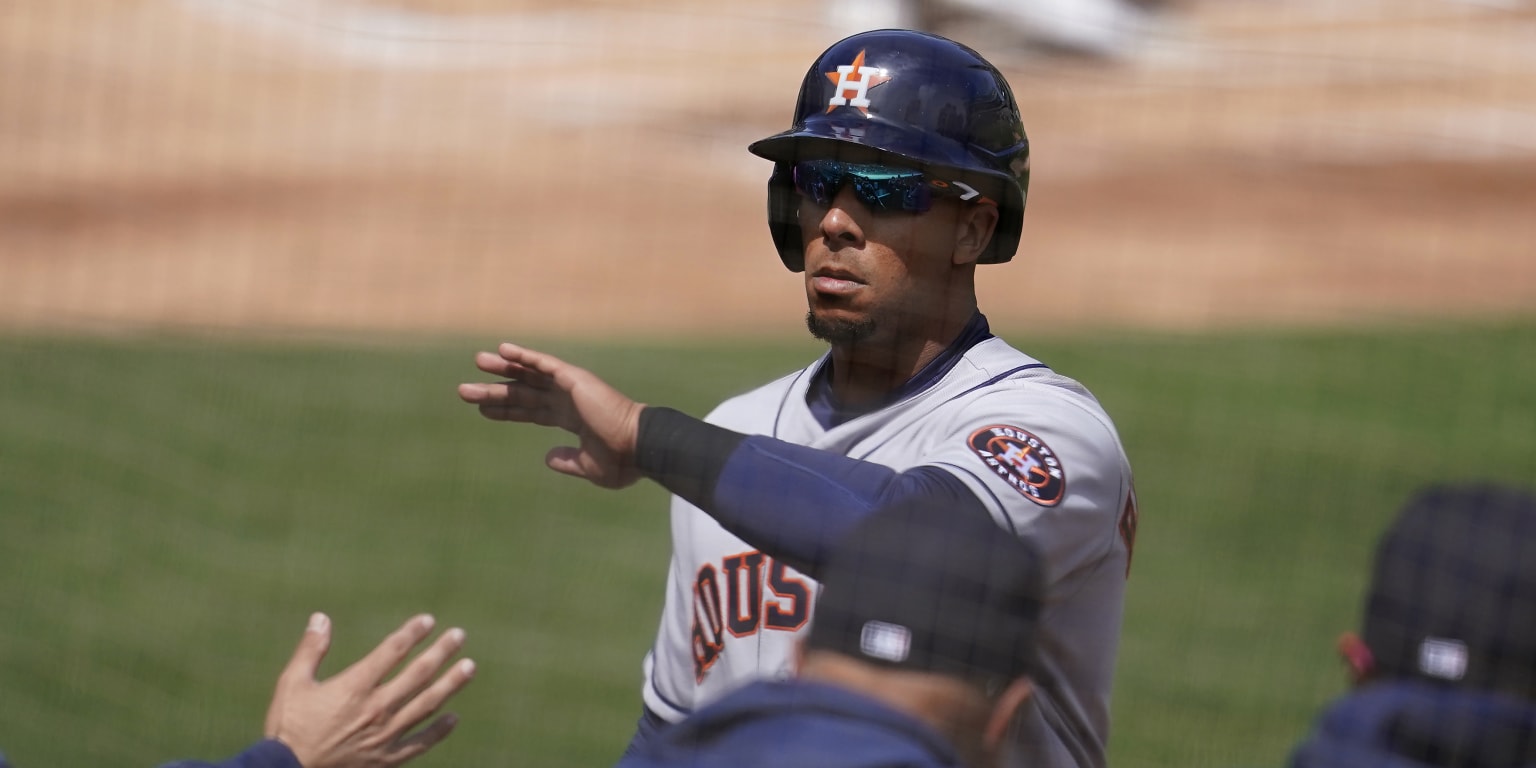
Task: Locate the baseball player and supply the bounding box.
[459,29,1137,768]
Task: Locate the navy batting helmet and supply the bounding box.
[748,29,1030,272]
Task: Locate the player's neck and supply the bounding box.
[826,340,945,406]
[825,312,972,407]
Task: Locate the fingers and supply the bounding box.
[376,627,467,710]
[279,612,333,686]
[387,712,462,766]
[473,401,525,421]
[464,398,567,431]
[457,381,507,404]
[545,446,591,480]
[470,349,536,380]
[547,448,637,489]
[391,656,476,737]
[456,380,531,407]
[458,374,576,431]
[460,349,554,403]
[470,343,587,392]
[495,342,565,378]
[469,347,561,386]
[460,345,587,430]
[341,614,436,688]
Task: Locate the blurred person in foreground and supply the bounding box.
[618,497,1046,768]
[0,613,474,768]
[1290,483,1536,767]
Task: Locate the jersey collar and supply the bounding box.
[806,311,994,430]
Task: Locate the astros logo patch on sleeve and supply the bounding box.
[967,425,1066,506]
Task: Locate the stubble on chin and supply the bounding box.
[805,310,878,345]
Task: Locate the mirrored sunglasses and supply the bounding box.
[791,160,985,214]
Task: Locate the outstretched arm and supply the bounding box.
[454,345,989,574]
[458,342,984,574]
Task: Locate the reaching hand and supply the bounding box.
[264,613,475,768]
[457,342,646,489]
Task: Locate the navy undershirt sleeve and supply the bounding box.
[636,407,987,576]
[711,436,985,575]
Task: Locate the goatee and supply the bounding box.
[806,311,877,344]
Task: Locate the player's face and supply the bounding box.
[795,156,978,346]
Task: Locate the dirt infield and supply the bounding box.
[2,0,1533,338]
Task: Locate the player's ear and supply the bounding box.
[952,202,998,266]
[1338,632,1374,687]
[983,676,1033,749]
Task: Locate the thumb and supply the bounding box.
[545,446,592,480]
[281,612,333,684]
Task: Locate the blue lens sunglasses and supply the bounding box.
[792,159,988,214]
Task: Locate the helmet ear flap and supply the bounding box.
[766,163,805,273]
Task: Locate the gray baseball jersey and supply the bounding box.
[638,329,1136,768]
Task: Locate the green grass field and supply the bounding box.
[1,321,1533,767]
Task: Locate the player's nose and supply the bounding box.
[818,186,866,248]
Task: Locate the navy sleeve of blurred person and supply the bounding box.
[158,740,302,768]
[0,739,299,768]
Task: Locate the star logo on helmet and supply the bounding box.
[824,49,891,115]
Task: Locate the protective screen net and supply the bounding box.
[1,2,1533,766]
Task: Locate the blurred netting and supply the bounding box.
[1,1,1534,767]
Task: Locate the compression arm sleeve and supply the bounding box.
[636,406,985,575]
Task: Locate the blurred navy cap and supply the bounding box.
[1363,483,1536,699]
[806,497,1044,686]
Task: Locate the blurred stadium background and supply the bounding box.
[1,0,1533,766]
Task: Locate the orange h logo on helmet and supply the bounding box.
[825,49,891,114]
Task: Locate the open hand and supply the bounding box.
[457,342,645,489]
[264,613,474,768]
